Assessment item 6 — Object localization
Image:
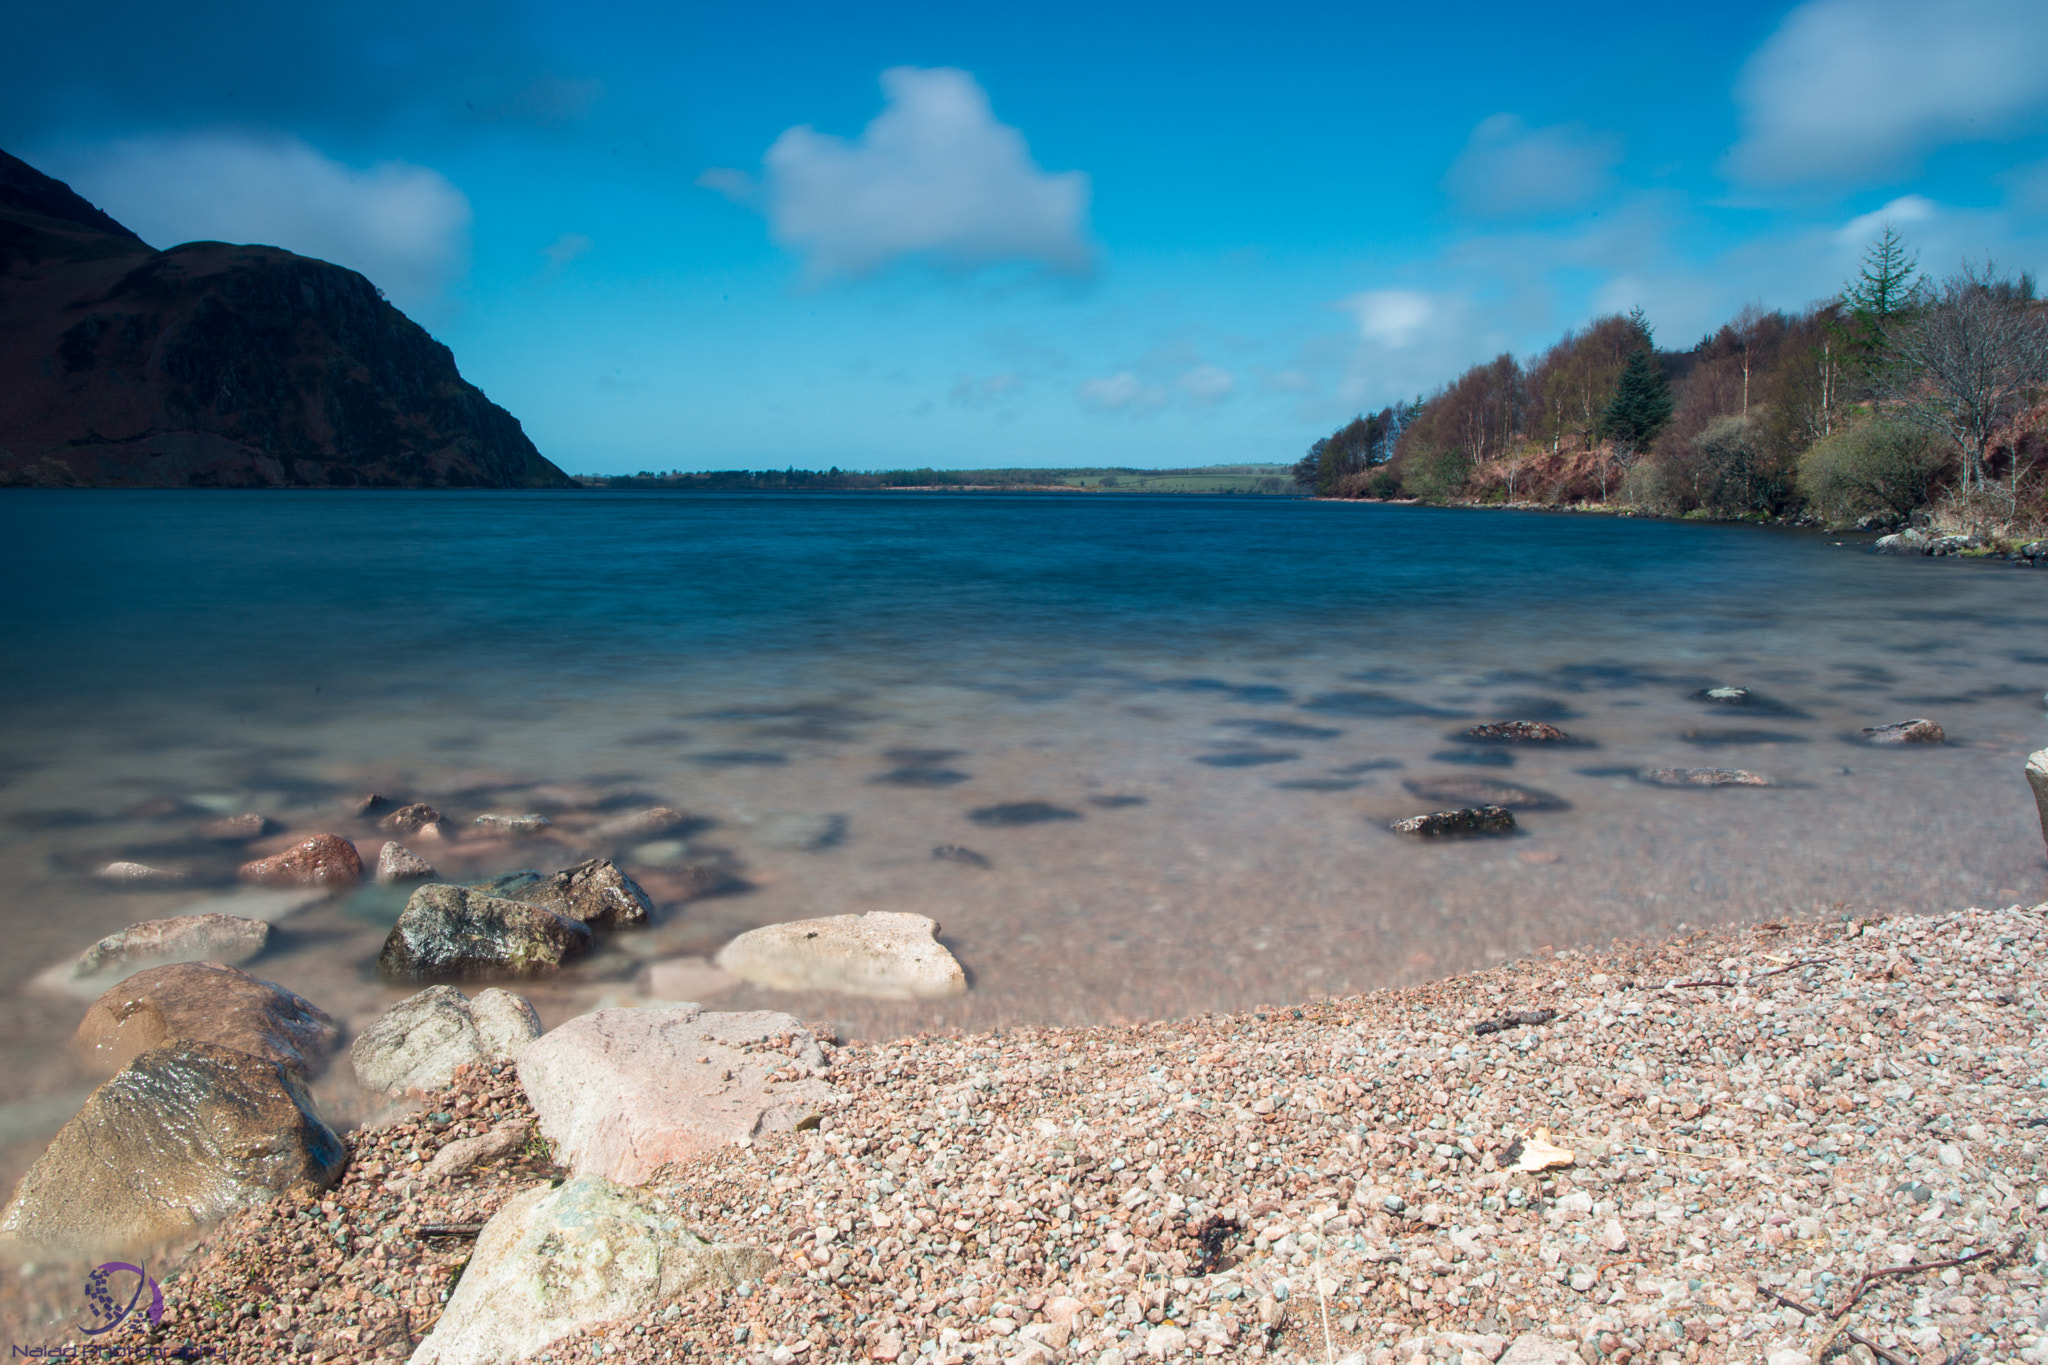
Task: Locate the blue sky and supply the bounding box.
[10,0,2048,473]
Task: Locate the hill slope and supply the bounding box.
[0,149,571,489]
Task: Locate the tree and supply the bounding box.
[1885,260,2048,495]
[1597,344,1673,492]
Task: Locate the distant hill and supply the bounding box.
[0,149,571,489]
[584,464,1306,494]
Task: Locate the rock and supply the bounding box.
[423,1118,531,1181]
[1389,806,1517,837]
[374,840,436,883]
[93,861,185,883]
[518,1005,841,1184]
[72,961,338,1077]
[501,858,652,931]
[966,802,1082,827]
[2029,749,2048,856]
[932,844,992,867]
[1463,721,1571,743]
[376,883,591,981]
[1643,767,1771,787]
[1873,529,1931,555]
[409,1174,774,1365]
[380,803,448,837]
[1764,1350,1812,1365]
[198,812,276,841]
[2020,539,2047,559]
[68,912,271,982]
[1402,777,1568,811]
[350,984,542,1094]
[644,956,744,1001]
[1599,1217,1628,1252]
[0,1040,344,1253]
[1143,1325,1186,1358]
[349,794,399,819]
[587,806,690,842]
[472,813,551,836]
[1693,686,1752,704]
[1860,718,1945,744]
[237,834,362,888]
[1498,1336,1579,1365]
[713,911,967,1000]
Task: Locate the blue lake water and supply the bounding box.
[2,490,2045,1161]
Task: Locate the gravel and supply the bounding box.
[9,902,2046,1365]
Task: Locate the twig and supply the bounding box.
[1671,959,1827,989]
[414,1223,483,1239]
[1809,1245,2006,1361]
[1474,1009,1557,1036]
[1755,1286,1916,1365]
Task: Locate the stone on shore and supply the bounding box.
[93,861,185,883]
[1644,767,1771,787]
[376,883,591,981]
[503,857,653,931]
[587,806,690,842]
[68,913,269,981]
[350,984,542,1094]
[72,961,337,1077]
[380,803,448,838]
[518,1005,840,1184]
[1389,806,1517,838]
[2028,748,2048,855]
[0,1040,344,1253]
[713,911,967,1000]
[1463,721,1571,743]
[237,834,363,888]
[423,1118,532,1181]
[409,1174,774,1365]
[374,840,437,883]
[1860,717,1945,744]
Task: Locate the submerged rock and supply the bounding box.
[1644,767,1771,787]
[472,812,551,836]
[349,984,541,1094]
[376,883,591,981]
[967,801,1082,826]
[409,1174,774,1365]
[93,861,186,883]
[380,803,448,838]
[73,961,338,1077]
[586,806,690,842]
[932,843,993,868]
[1402,777,1569,811]
[1389,806,1518,838]
[237,833,362,888]
[0,1040,344,1253]
[518,1006,840,1184]
[1859,718,1945,745]
[67,912,270,983]
[748,811,846,851]
[197,812,276,842]
[502,858,652,931]
[374,840,437,883]
[1463,721,1573,743]
[714,911,967,1000]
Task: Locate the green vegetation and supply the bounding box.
[580,463,1303,495]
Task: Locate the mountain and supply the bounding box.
[0,149,572,488]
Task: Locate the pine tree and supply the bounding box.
[1598,346,1673,450]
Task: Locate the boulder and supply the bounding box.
[587,806,690,842]
[472,813,551,836]
[2020,539,2047,560]
[0,1041,344,1253]
[72,961,338,1078]
[350,985,542,1094]
[198,812,276,841]
[1874,529,1931,555]
[376,883,591,981]
[713,911,967,1000]
[518,1006,840,1184]
[380,803,448,838]
[237,834,362,888]
[67,913,269,983]
[503,858,653,931]
[1643,767,1771,787]
[409,1175,774,1365]
[1860,718,1945,745]
[374,840,436,883]
[93,861,185,883]
[1463,721,1572,743]
[2028,749,2048,856]
[1402,777,1568,811]
[1389,806,1517,838]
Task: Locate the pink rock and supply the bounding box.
[518,1006,841,1185]
[73,961,338,1077]
[238,834,362,888]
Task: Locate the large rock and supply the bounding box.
[518,1006,840,1184]
[504,858,653,931]
[350,985,542,1094]
[67,912,270,983]
[73,961,338,1077]
[376,883,591,981]
[2028,749,2048,856]
[409,1175,773,1365]
[1389,806,1517,838]
[1860,718,1945,745]
[0,1041,344,1253]
[237,834,362,888]
[714,911,967,1000]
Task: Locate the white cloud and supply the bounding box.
[1176,364,1235,406]
[49,133,470,311]
[1727,0,2048,185]
[703,66,1092,280]
[1442,114,1620,216]
[1339,290,1438,348]
[1834,194,1938,248]
[1077,372,1168,414]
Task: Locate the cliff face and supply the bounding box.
[0,150,572,489]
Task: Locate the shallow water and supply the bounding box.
[2,490,2045,1172]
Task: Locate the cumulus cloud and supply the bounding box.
[1727,0,2048,185]
[51,132,470,310]
[1077,372,1168,415]
[701,66,1092,280]
[1176,364,1235,406]
[1442,114,1620,216]
[1339,290,1438,349]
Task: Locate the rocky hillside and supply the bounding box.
[0,149,572,488]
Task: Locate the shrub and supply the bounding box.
[1796,419,1947,527]
[1399,448,1474,503]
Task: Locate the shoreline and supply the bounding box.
[8,901,2044,1365]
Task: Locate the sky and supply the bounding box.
[9,0,2048,474]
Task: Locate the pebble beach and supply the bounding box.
[9,899,2045,1365]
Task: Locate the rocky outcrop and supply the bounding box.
[713,911,967,1000]
[1859,718,1945,745]
[1389,806,1518,838]
[350,985,542,1094]
[65,912,269,983]
[409,1175,774,1365]
[518,1006,839,1185]
[72,961,337,1077]
[0,1040,344,1253]
[237,834,362,888]
[0,149,572,490]
[376,883,591,981]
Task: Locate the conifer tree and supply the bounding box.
[1597,345,1673,450]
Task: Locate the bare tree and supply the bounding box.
[1886,260,2048,494]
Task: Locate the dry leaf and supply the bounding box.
[1510,1126,1575,1172]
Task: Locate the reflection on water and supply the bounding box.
[2,489,2046,1179]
